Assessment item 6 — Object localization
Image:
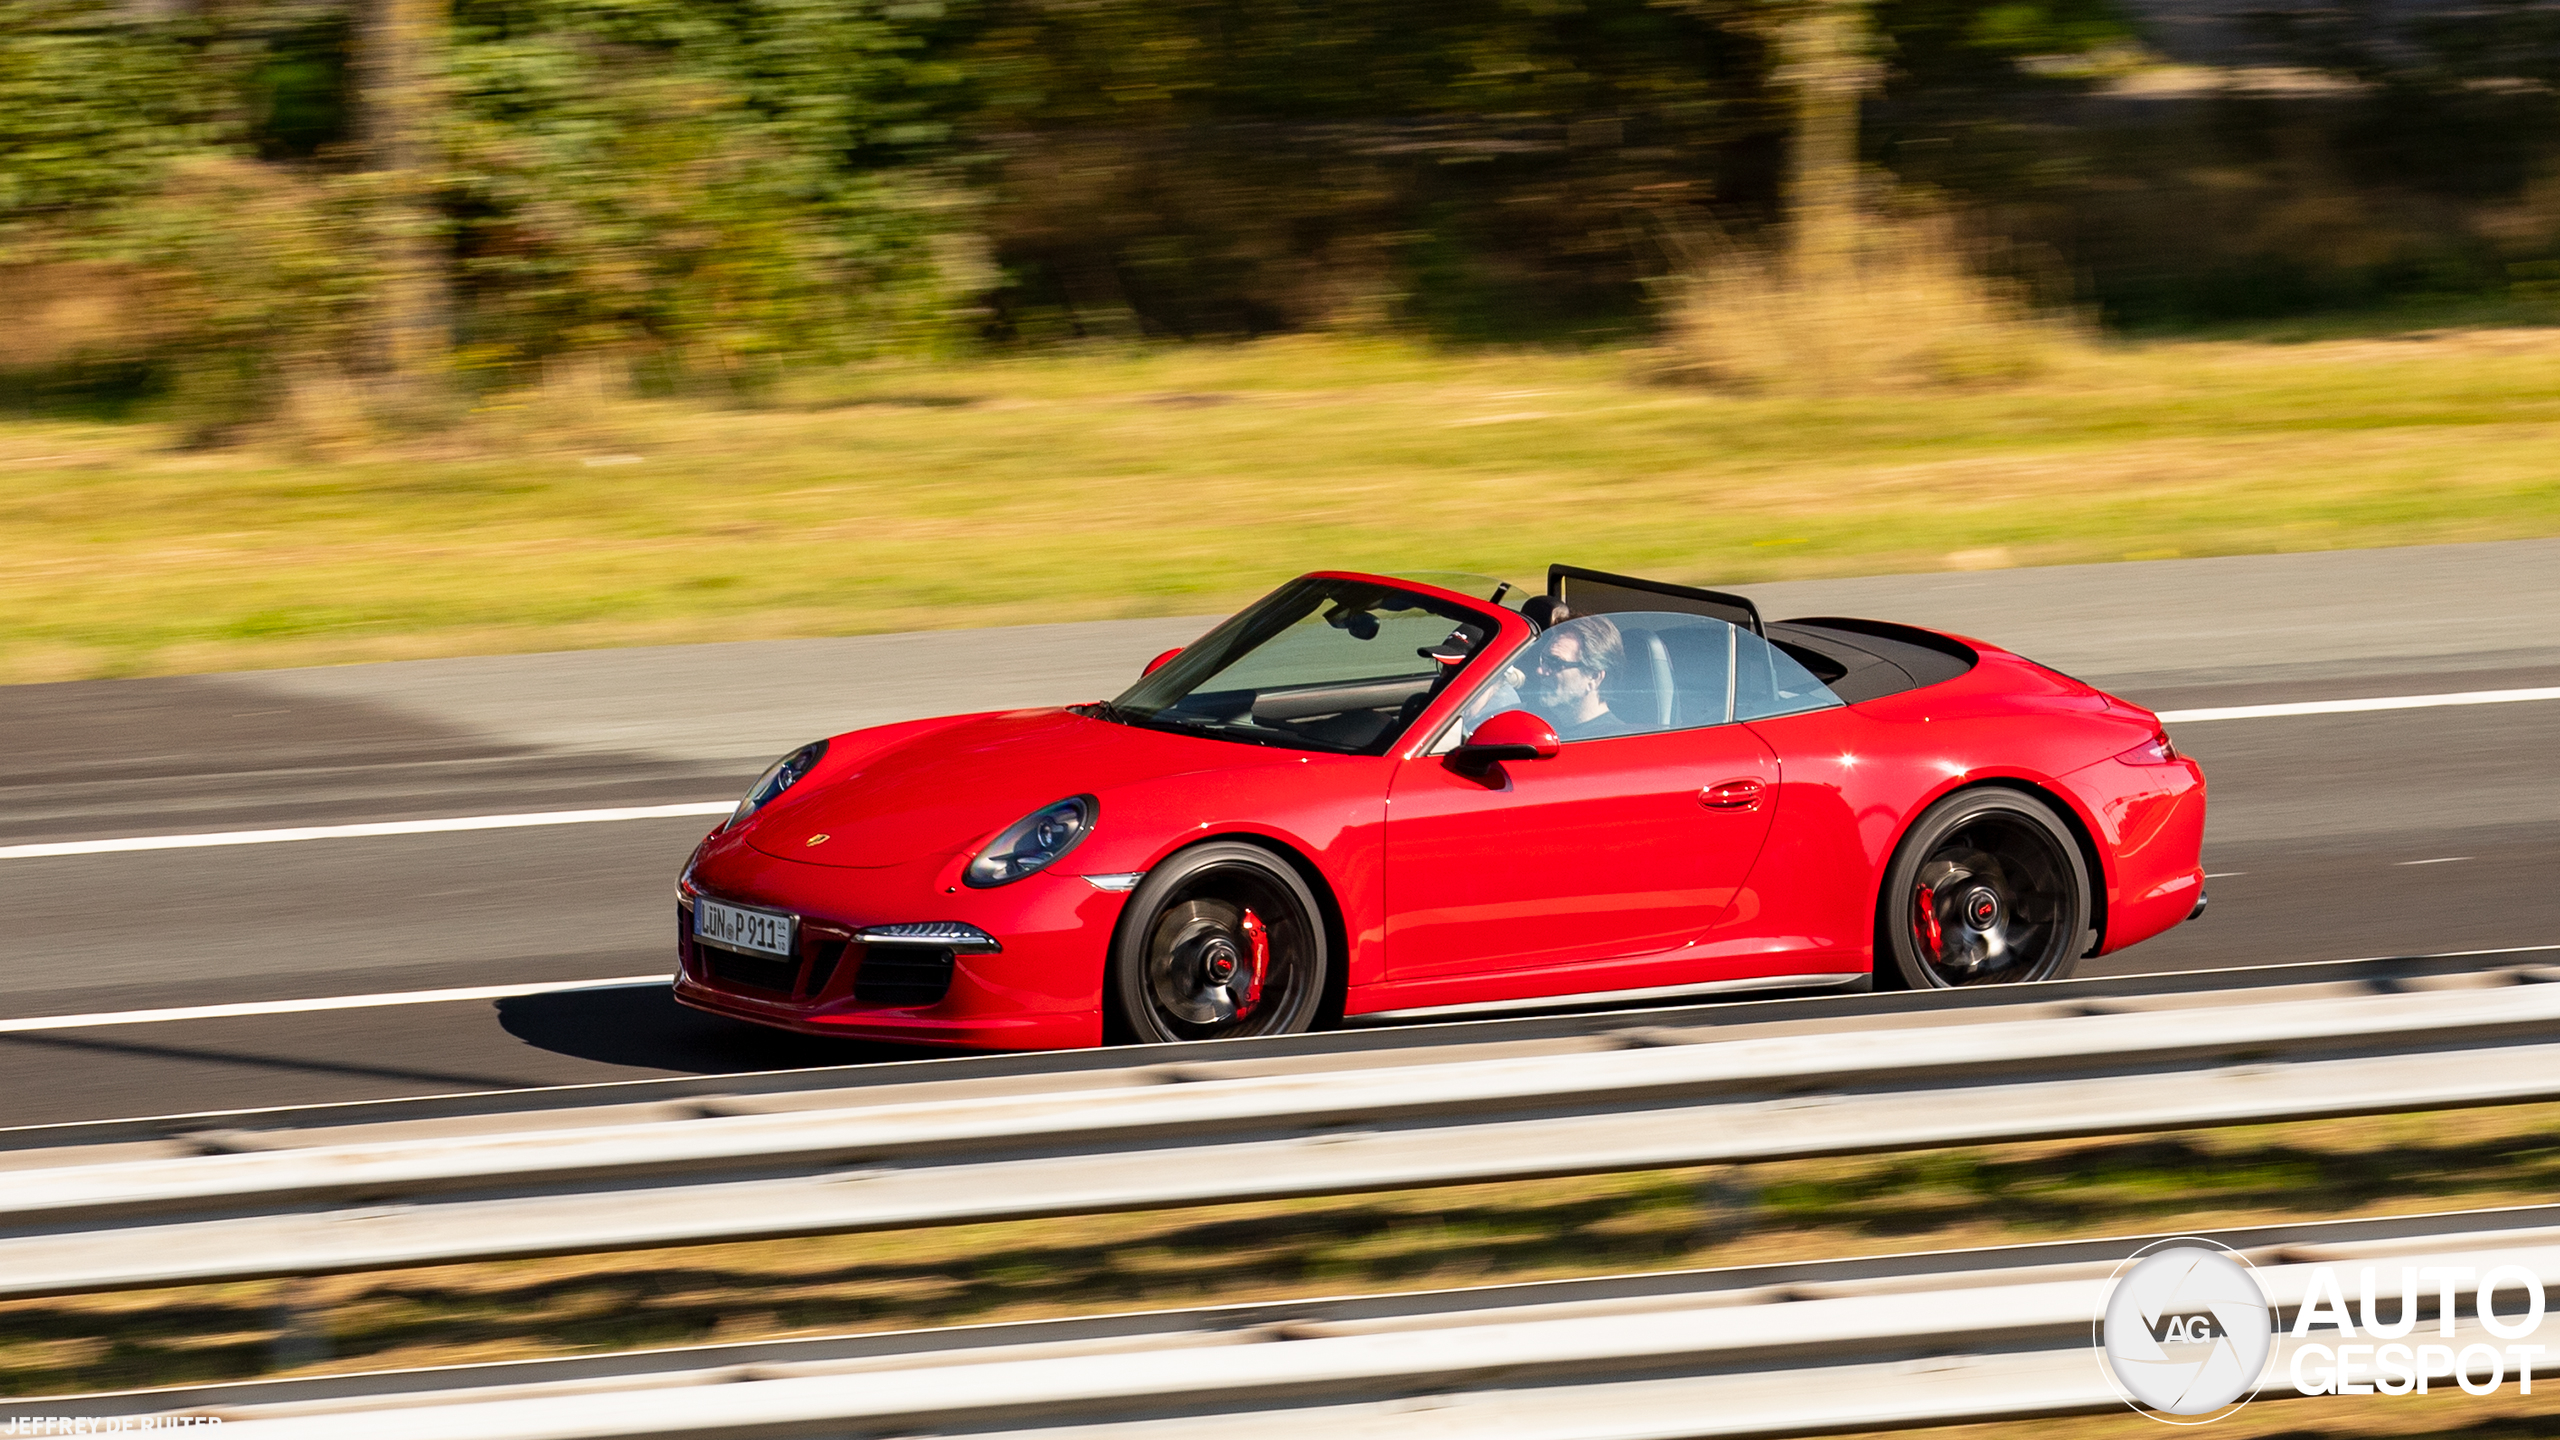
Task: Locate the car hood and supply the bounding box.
[742,707,1284,868]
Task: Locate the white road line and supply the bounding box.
[17,941,2560,1040]
[0,802,734,861]
[0,975,668,1035]
[3,686,2553,865]
[2157,686,2560,724]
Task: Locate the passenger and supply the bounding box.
[1529,616,1633,741]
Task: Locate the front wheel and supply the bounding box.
[1878,788,2091,990]
[1110,842,1329,1043]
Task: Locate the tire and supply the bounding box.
[1877,787,2091,991]
[1110,842,1330,1044]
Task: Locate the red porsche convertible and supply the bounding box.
[674,567,2206,1049]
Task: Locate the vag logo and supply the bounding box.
[2150,1312,2228,1344]
[2097,1241,2273,1421]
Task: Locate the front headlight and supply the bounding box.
[965,796,1095,887]
[731,739,828,826]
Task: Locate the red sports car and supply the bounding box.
[674,567,2206,1049]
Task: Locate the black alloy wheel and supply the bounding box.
[1878,788,2091,990]
[1110,842,1329,1043]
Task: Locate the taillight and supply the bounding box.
[2114,729,2178,765]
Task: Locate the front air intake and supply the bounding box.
[852,946,955,1006]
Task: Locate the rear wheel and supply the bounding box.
[1111,842,1329,1043]
[1879,788,2090,990]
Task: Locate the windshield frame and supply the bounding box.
[1095,572,1521,757]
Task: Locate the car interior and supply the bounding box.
[1548,565,1976,713]
[1131,569,1981,755]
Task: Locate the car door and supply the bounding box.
[1382,612,1782,980]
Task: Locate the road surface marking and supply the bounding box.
[2156,686,2560,724]
[0,975,668,1035]
[6,686,2555,862]
[14,942,2560,1040]
[0,802,734,861]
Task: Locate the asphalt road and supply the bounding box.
[5,540,2557,1127]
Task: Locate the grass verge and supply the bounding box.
[4,327,2559,684]
[5,1100,2557,1403]
[1846,1387,2560,1439]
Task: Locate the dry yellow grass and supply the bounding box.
[1845,1385,2560,1440]
[1657,215,2086,390]
[4,327,2559,683]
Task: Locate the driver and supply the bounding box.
[1529,615,1633,741]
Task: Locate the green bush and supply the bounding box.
[439,0,984,387]
[5,0,2556,431]
[0,0,983,426]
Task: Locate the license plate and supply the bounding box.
[694,898,796,958]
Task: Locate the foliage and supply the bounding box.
[1879,0,2560,327]
[0,1,234,232]
[3,0,2555,424]
[0,0,985,425]
[955,0,2148,338]
[439,0,987,383]
[0,4,375,431]
[113,158,393,442]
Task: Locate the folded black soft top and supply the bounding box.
[1766,617,1978,705]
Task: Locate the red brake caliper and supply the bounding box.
[1236,909,1271,1017]
[1914,885,1944,957]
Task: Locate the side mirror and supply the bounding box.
[1142,648,1183,677]
[1451,709,1561,770]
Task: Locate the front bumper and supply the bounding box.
[672,834,1127,1051]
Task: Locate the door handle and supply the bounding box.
[1701,779,1765,811]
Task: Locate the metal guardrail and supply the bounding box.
[15,1204,2560,1438]
[10,947,2548,1157]
[0,963,2556,1297]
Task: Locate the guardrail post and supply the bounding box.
[1696,1166,1760,1246]
[268,1277,330,1371]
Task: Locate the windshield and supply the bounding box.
[1391,572,1525,610]
[1100,578,1502,754]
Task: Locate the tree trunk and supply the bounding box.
[356,0,449,392]
[1783,0,1871,286]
